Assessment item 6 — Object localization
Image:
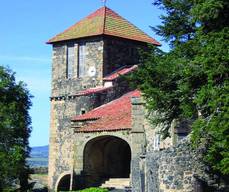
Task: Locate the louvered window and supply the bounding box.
[67,45,74,79]
[78,43,86,78]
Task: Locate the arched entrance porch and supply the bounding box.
[56,173,71,191]
[83,135,131,187]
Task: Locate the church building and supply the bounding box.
[47,6,177,191]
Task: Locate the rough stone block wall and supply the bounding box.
[103,36,146,76]
[49,77,134,188]
[145,140,196,192]
[51,37,104,97]
[131,97,147,192]
[48,36,142,190]
[48,99,77,190]
[136,107,174,154]
[49,37,105,190]
[144,139,229,192]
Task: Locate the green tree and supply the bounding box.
[0,66,32,191]
[129,0,229,175]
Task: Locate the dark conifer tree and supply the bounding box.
[129,0,229,175]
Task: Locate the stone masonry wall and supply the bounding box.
[51,37,104,97]
[130,99,228,192]
[143,139,229,192]
[131,97,147,192]
[49,37,105,190]
[103,36,147,76]
[146,140,196,192]
[48,36,142,191]
[48,99,77,190]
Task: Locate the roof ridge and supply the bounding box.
[102,6,107,34]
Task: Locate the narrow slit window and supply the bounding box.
[154,134,160,151]
[67,45,74,79]
[78,43,86,78]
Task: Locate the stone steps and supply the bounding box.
[101,178,130,189]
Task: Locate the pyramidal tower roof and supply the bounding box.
[48,7,160,45]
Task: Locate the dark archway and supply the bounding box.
[56,174,71,191]
[83,136,131,187]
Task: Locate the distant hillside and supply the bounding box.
[28,145,49,167]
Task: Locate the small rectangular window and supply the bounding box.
[81,109,86,115]
[154,134,160,151]
[78,43,86,78]
[67,45,74,79]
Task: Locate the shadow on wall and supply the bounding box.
[195,177,229,192]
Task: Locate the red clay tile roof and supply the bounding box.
[48,7,160,45]
[75,86,113,96]
[72,90,141,132]
[103,65,138,81]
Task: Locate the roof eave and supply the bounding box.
[47,33,161,46]
[46,33,105,44]
[74,127,131,133]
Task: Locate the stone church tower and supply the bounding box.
[47,6,161,191]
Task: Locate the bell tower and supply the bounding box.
[47,6,159,191]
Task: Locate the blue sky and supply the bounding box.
[0,0,168,147]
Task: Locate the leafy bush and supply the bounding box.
[0,66,32,191]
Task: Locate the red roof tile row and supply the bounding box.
[72,90,141,132]
[103,65,138,81]
[75,86,112,96]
